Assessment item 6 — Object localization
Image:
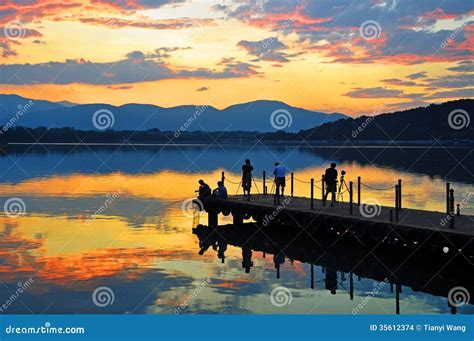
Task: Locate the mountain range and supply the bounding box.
[0,94,347,133]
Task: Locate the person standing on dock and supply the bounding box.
[241,159,254,201]
[323,163,338,206]
[273,162,286,197]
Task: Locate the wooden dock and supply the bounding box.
[199,194,474,253]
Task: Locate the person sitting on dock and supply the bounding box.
[273,162,286,197]
[196,179,211,199]
[241,159,254,201]
[323,163,338,206]
[212,181,228,199]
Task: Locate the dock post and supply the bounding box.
[357,176,361,206]
[349,272,353,300]
[310,178,314,210]
[221,171,225,185]
[208,210,218,227]
[446,182,450,214]
[263,171,266,195]
[349,181,353,215]
[395,185,399,221]
[310,263,314,289]
[390,209,393,222]
[322,174,325,205]
[398,179,402,211]
[276,263,280,279]
[291,172,294,197]
[457,204,460,216]
[449,188,455,229]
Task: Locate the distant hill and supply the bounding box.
[298,99,473,141]
[0,94,347,133]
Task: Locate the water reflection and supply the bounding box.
[0,145,472,314]
[193,223,474,314]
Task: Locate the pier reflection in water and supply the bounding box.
[193,223,474,314]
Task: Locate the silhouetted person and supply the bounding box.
[242,247,254,273]
[242,159,254,200]
[325,266,338,295]
[212,181,228,199]
[323,163,338,206]
[196,179,211,199]
[273,162,286,197]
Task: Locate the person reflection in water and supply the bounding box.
[198,237,217,256]
[217,237,227,263]
[325,267,338,295]
[242,247,254,273]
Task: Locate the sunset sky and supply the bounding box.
[0,0,473,116]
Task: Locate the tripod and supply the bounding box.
[336,175,349,203]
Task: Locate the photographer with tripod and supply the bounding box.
[323,163,338,206]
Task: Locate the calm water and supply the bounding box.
[0,144,473,314]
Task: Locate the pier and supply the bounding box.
[197,172,474,253]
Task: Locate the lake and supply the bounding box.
[0,144,473,314]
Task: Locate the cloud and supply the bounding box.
[107,85,133,90]
[425,74,474,88]
[447,60,474,73]
[381,78,419,86]
[196,86,208,91]
[215,0,474,65]
[77,17,216,31]
[424,88,474,99]
[237,37,293,63]
[344,87,405,98]
[0,51,260,85]
[407,72,427,80]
